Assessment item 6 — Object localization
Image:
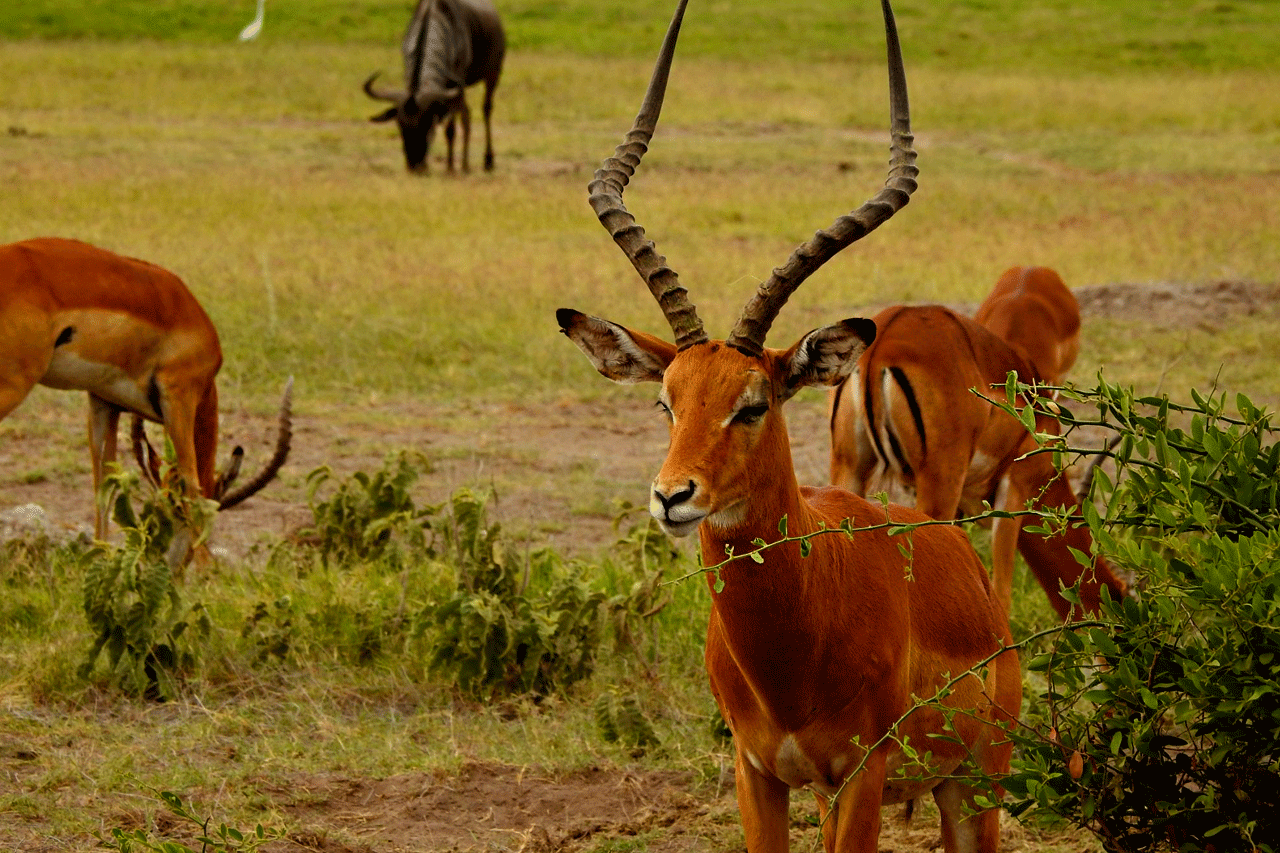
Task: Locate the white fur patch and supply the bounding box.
[42,351,158,419]
[774,734,824,791]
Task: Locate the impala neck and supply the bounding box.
[700,411,817,561]
[696,410,852,727]
[697,411,831,622]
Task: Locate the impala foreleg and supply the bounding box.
[150,367,219,506]
[734,748,791,853]
[932,775,1002,853]
[1008,451,1127,619]
[823,747,888,853]
[87,395,122,538]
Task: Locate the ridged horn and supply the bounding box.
[218,377,293,510]
[587,0,707,350]
[725,0,918,357]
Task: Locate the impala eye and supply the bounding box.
[733,405,769,426]
[655,400,673,422]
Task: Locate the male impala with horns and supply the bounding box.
[557,1,1020,850]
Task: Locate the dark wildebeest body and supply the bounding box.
[364,0,505,173]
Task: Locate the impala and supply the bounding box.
[557,2,1020,850]
[0,237,292,557]
[974,266,1080,385]
[828,268,1127,620]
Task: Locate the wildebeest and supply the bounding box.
[363,0,506,174]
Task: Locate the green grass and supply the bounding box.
[8,0,1280,73]
[2,36,1276,404]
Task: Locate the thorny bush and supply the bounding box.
[1003,380,1280,852]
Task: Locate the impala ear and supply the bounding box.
[778,318,876,401]
[556,308,676,384]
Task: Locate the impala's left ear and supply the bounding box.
[777,318,876,402]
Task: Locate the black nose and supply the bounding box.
[654,480,696,511]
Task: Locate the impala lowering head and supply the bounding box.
[587,0,916,356]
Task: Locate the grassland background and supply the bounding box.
[1,0,1279,850]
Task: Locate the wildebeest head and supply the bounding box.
[363,72,461,173]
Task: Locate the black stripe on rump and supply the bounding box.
[888,365,927,466]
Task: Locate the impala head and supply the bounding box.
[558,0,916,538]
[363,72,460,172]
[559,310,875,536]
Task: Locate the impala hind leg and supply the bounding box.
[0,335,49,422]
[912,460,968,523]
[828,380,879,495]
[734,748,790,853]
[989,470,1034,614]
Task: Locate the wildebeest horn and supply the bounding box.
[725,0,918,357]
[588,0,707,351]
[363,71,405,102]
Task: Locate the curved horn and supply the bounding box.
[214,445,245,499]
[218,378,293,511]
[363,72,405,102]
[588,0,707,351]
[725,0,918,357]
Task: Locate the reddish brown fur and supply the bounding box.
[0,237,283,551]
[561,314,1020,853]
[974,266,1080,384]
[829,272,1126,620]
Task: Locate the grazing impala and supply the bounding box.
[558,1,1020,850]
[974,266,1080,385]
[0,237,291,554]
[828,269,1127,620]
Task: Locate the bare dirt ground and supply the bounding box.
[1,280,1276,852]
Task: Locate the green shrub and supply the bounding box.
[79,469,212,701]
[1004,381,1280,852]
[427,489,606,699]
[601,515,679,678]
[97,790,283,853]
[300,450,436,566]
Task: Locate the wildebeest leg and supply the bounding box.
[444,114,457,173]
[482,82,496,171]
[458,98,472,173]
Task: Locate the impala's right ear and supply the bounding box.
[556,309,676,384]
